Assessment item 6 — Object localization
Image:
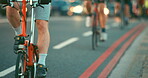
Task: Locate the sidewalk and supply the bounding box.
[109,24,148,78]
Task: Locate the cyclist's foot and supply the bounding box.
[36,64,48,78]
[125,17,129,25]
[85,16,92,27]
[100,32,107,42]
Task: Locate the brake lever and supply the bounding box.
[1,4,7,9]
[37,4,44,8]
[1,2,14,9]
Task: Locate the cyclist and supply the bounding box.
[115,0,131,24]
[84,0,108,41]
[137,0,144,16]
[6,2,51,77]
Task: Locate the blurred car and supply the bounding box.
[68,1,83,15]
[51,0,70,16]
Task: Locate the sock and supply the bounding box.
[38,54,47,66]
[12,26,22,35]
[101,28,106,32]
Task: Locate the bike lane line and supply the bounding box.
[98,25,146,78]
[83,31,92,37]
[79,24,143,78]
[0,37,79,76]
[0,65,15,77]
[53,37,79,49]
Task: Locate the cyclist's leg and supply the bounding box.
[98,3,106,29]
[6,2,21,35]
[124,0,130,24]
[84,0,92,27]
[98,1,107,41]
[35,3,51,77]
[125,4,130,16]
[84,0,92,15]
[115,2,121,15]
[125,1,130,17]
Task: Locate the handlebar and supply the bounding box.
[0,0,51,4]
[10,0,38,2]
[0,0,51,9]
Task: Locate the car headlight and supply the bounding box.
[104,7,109,15]
[70,5,83,13]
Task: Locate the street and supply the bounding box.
[0,16,146,78]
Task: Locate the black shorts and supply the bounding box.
[116,0,130,4]
[93,0,105,3]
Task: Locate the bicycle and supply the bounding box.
[91,3,100,50]
[90,0,109,50]
[0,0,51,78]
[119,0,129,29]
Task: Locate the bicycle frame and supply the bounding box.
[91,3,100,50]
[17,0,38,77]
[92,3,99,27]
[18,0,37,66]
[9,0,38,77]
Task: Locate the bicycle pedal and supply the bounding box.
[45,68,48,71]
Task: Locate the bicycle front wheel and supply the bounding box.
[15,52,27,78]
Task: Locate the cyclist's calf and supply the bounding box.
[6,3,20,28]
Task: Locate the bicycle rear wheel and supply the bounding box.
[15,52,27,78]
[92,12,99,50]
[92,27,98,50]
[120,0,125,29]
[120,12,125,29]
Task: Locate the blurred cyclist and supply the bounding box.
[115,0,131,24]
[5,1,51,77]
[84,0,107,41]
[137,0,144,16]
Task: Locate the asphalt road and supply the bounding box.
[0,16,144,78]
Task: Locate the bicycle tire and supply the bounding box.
[92,11,99,50]
[15,52,27,78]
[120,11,125,29]
[92,31,96,50]
[92,27,99,50]
[120,0,125,29]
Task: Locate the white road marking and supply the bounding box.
[0,19,8,23]
[0,65,15,77]
[83,31,92,37]
[53,37,79,49]
[112,23,119,27]
[106,25,110,30]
